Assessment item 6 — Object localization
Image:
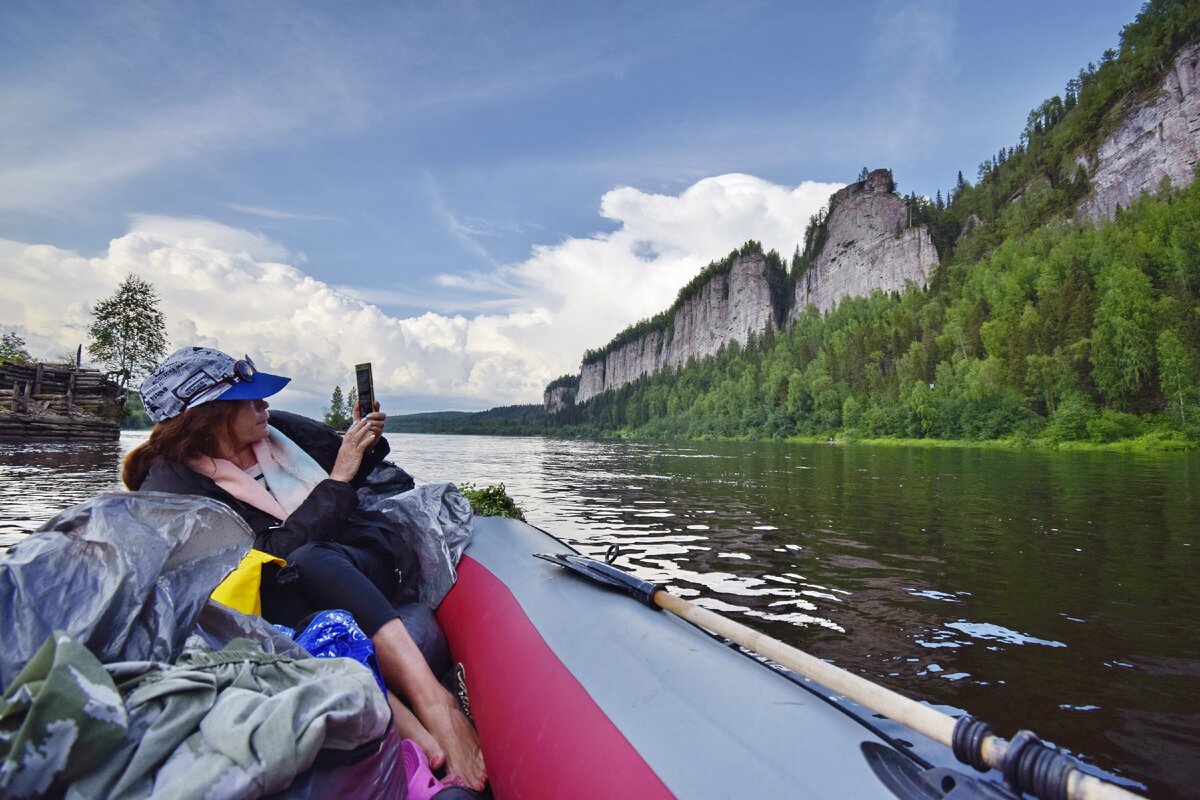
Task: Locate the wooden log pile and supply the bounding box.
[0,361,125,441]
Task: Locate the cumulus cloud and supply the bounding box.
[0,173,840,414]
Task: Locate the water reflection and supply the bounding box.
[1,431,1197,798]
[0,435,142,546]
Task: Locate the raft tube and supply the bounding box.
[436,516,996,800]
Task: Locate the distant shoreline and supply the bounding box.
[379,425,1196,453]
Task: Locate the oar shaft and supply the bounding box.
[652,591,1144,800]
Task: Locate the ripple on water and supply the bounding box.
[944,621,1067,648]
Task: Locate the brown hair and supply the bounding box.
[123,401,247,490]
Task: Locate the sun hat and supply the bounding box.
[139,346,291,423]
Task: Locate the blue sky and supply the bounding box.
[0,0,1145,416]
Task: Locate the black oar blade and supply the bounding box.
[533,552,663,608]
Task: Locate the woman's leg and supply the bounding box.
[284,542,486,789]
[284,541,399,636]
[386,691,444,769]
[373,617,486,790]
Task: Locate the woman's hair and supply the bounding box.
[123,401,246,490]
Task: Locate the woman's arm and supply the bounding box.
[253,478,360,557]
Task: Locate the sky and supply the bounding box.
[0,0,1146,417]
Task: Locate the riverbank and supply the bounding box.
[823,429,1195,453]
[383,423,1197,453]
[598,428,1196,453]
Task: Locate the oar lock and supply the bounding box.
[953,716,1074,800]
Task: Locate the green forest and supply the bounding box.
[411,1,1200,449]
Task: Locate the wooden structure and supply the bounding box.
[0,361,125,441]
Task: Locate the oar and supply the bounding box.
[533,551,1144,800]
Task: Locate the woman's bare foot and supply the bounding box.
[412,690,486,790]
[371,619,486,789]
[386,691,444,770]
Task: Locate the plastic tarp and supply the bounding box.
[359,483,473,609]
[0,492,253,688]
[0,492,405,799]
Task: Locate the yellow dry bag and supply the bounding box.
[211,549,286,616]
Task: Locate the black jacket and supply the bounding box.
[141,410,414,561]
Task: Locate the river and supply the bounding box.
[2,432,1197,798]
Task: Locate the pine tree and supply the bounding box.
[324,385,352,430]
[87,274,168,389]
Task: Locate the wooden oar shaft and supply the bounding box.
[653,591,1144,800]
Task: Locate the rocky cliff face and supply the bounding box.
[543,384,577,414]
[575,253,780,404]
[789,169,938,319]
[1077,42,1200,221]
[567,171,940,408]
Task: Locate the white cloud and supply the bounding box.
[0,173,840,414]
[226,204,346,223]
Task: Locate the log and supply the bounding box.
[0,411,120,441]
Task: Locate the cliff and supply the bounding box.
[1076,41,1200,221]
[575,252,782,404]
[789,169,938,319]
[544,383,577,414]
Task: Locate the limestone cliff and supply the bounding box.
[1076,42,1200,221]
[574,252,782,405]
[562,171,940,409]
[788,169,938,319]
[544,384,577,414]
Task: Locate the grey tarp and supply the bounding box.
[0,492,252,688]
[0,493,406,799]
[359,482,472,608]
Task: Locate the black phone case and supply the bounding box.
[355,363,374,416]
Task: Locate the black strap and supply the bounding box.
[952,715,994,772]
[1002,730,1074,800]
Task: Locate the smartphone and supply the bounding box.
[354,362,375,418]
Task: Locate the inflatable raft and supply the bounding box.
[436,516,1003,800]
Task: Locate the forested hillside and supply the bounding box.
[543,0,1200,448]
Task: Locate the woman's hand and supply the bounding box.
[353,400,387,436]
[330,417,382,482]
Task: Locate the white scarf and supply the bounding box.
[187,426,329,521]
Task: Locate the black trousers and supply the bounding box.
[262,539,399,637]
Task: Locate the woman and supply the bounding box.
[124,346,485,791]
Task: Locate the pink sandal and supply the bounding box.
[402,739,444,800]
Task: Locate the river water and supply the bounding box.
[2,432,1197,798]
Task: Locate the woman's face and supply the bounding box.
[229,399,270,449]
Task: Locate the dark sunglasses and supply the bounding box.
[178,355,257,405]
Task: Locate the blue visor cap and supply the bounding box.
[220,370,291,401]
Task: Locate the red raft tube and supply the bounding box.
[435,516,1000,800]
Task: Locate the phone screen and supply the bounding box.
[354,362,375,417]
